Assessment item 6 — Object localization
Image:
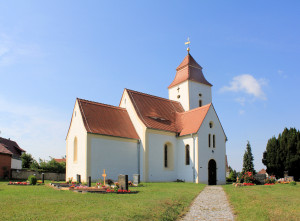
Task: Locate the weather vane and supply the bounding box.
[185,37,191,53]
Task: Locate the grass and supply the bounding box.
[0,181,205,221]
[223,183,300,221]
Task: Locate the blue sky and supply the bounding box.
[0,1,299,171]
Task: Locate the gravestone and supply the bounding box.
[88,176,91,187]
[254,174,266,184]
[286,176,294,182]
[133,174,140,185]
[77,174,81,183]
[118,174,128,191]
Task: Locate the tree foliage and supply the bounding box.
[21,153,34,168]
[262,127,300,180]
[21,153,65,173]
[39,158,66,173]
[242,141,256,174]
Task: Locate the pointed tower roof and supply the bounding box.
[168,53,212,88]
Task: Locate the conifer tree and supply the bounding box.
[242,141,256,174]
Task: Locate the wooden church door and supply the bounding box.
[208,159,217,185]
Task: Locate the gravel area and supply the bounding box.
[180,186,234,221]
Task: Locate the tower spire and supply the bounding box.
[185,37,191,54]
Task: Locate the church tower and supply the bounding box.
[168,53,212,111]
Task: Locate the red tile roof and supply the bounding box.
[258,169,267,174]
[54,158,66,163]
[78,98,139,140]
[168,53,212,88]
[126,89,185,132]
[0,144,13,155]
[126,89,211,135]
[176,104,211,136]
[0,137,25,156]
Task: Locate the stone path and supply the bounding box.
[180,186,235,221]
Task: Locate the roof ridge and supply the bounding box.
[126,88,182,105]
[77,98,126,111]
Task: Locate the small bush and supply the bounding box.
[290,181,297,186]
[28,175,37,185]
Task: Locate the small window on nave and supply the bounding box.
[185,145,190,165]
[199,100,202,107]
[164,144,168,168]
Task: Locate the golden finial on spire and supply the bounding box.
[185,37,191,53]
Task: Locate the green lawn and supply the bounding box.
[223,183,300,221]
[0,181,205,221]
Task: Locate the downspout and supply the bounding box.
[137,139,141,175]
[191,134,196,183]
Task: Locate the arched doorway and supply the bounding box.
[208,159,217,185]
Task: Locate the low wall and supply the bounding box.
[11,169,65,181]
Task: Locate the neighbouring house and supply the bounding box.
[258,169,268,178]
[66,51,227,185]
[0,137,25,178]
[54,158,66,163]
[0,144,12,178]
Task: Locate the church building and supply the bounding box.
[66,50,227,185]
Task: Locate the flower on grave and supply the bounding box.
[242,171,255,184]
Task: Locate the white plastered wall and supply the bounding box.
[66,100,87,182]
[89,134,138,182]
[169,80,212,111]
[120,90,146,181]
[197,106,226,185]
[11,158,22,169]
[188,81,212,110]
[168,81,189,111]
[147,130,178,182]
[176,135,198,182]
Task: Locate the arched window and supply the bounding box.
[209,121,214,128]
[199,100,202,107]
[208,134,211,147]
[185,145,190,165]
[74,137,78,163]
[164,144,168,168]
[213,135,215,148]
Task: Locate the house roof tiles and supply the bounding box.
[126,89,185,133]
[168,53,212,88]
[126,89,211,135]
[77,98,139,140]
[0,137,25,156]
[0,144,13,155]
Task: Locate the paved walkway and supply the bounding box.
[180,186,235,221]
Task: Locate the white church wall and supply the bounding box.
[120,90,146,181]
[89,135,138,182]
[147,130,178,182]
[11,158,22,169]
[188,81,212,110]
[197,106,226,185]
[168,81,190,111]
[66,100,87,182]
[176,136,196,182]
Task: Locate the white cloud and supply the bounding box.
[278,70,287,79]
[220,74,267,100]
[0,96,68,160]
[239,110,245,115]
[0,34,41,66]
